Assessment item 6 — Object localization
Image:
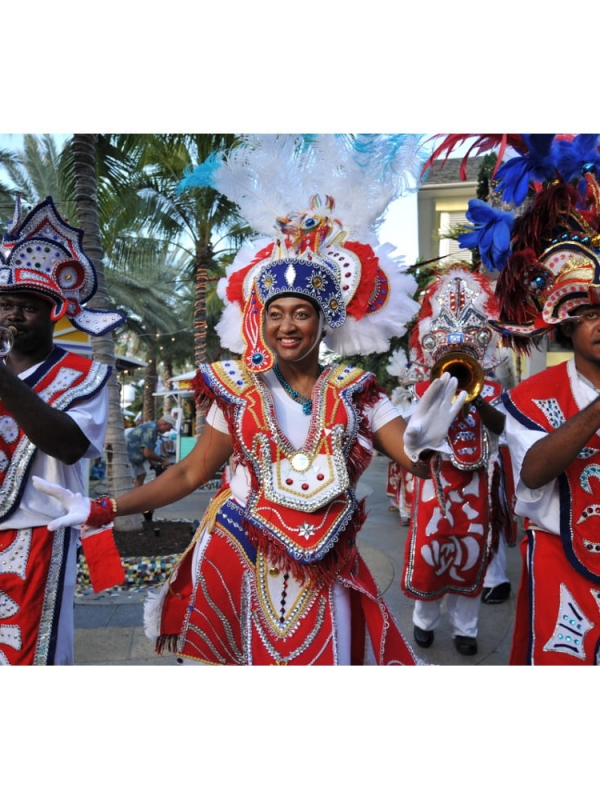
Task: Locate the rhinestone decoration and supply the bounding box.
[577,505,600,524]
[533,398,566,429]
[580,464,600,494]
[291,453,310,472]
[0,416,19,444]
[543,583,592,661]
[298,523,316,540]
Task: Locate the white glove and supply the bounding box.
[403,372,467,463]
[32,475,91,532]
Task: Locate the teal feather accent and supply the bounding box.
[177,152,223,194]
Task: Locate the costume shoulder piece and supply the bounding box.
[194,359,376,404]
[29,347,111,409]
[194,360,254,404]
[325,362,373,389]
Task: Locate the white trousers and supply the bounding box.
[413,593,482,638]
[483,535,509,589]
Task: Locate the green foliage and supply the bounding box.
[330,334,409,393]
[477,152,499,201]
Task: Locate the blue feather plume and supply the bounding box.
[551,134,600,184]
[494,134,557,206]
[458,198,515,272]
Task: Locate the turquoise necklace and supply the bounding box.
[272,362,324,415]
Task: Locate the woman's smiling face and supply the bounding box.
[264,295,323,366]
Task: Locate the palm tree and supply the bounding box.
[99,194,196,419]
[71,134,143,531]
[107,134,248,429]
[0,135,75,237]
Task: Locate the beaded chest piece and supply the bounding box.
[201,360,374,564]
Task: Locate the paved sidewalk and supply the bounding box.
[74,455,521,666]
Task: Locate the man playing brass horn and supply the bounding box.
[401,267,508,656]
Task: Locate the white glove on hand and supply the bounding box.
[32,475,91,532]
[403,372,467,463]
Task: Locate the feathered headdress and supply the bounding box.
[426,134,600,353]
[409,266,503,374]
[0,196,124,335]
[178,134,423,371]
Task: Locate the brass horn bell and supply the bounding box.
[430,350,485,403]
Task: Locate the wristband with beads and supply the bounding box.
[86,496,118,528]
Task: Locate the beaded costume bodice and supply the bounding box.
[197,360,378,565]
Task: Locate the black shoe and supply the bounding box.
[414,625,434,648]
[454,635,478,656]
[482,582,511,604]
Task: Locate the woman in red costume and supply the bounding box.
[35,135,466,665]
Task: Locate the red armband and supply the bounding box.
[86,496,118,528]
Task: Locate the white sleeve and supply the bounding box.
[206,402,229,434]
[65,386,109,459]
[503,410,560,534]
[367,395,402,433]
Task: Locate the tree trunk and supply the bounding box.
[193,245,211,435]
[72,134,143,532]
[143,344,159,422]
[162,359,174,413]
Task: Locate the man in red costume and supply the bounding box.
[0,197,122,665]
[401,267,507,657]
[457,134,600,665]
[502,273,600,665]
[419,131,600,664]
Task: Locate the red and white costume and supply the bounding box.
[145,360,420,665]
[402,380,503,637]
[0,347,109,665]
[503,357,600,665]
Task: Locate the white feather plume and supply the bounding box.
[209,134,424,240]
[386,347,409,378]
[143,582,171,640]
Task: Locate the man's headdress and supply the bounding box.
[0,196,124,335]
[409,266,502,374]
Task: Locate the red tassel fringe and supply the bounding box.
[243,499,367,588]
